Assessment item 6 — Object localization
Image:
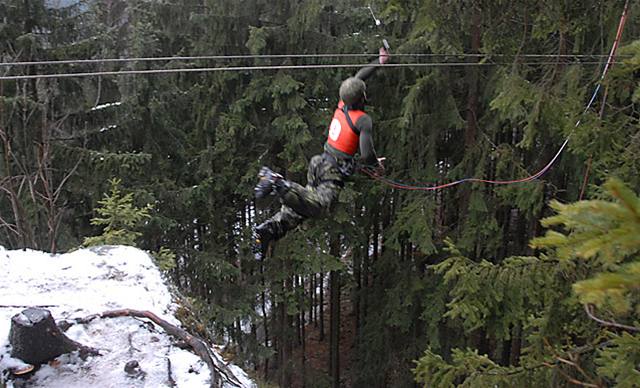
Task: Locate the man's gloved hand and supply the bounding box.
[379,47,389,65]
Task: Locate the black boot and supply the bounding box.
[254,167,286,199]
[253,223,274,261]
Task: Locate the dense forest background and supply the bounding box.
[1,0,640,387]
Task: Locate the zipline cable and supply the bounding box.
[361,0,630,191]
[0,3,629,193]
[0,61,606,81]
[0,53,628,68]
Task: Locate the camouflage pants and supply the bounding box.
[258,153,348,241]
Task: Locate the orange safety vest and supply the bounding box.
[326,100,365,156]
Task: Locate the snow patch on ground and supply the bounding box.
[0,245,255,388]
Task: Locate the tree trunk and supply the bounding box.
[296,276,301,346]
[509,324,522,366]
[0,125,34,250]
[353,245,361,337]
[465,2,481,149]
[361,234,369,322]
[310,274,315,327]
[319,272,325,341]
[260,259,270,380]
[9,308,96,365]
[459,1,482,257]
[300,276,306,388]
[329,237,341,388]
[283,275,294,388]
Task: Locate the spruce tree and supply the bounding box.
[413,178,640,387]
[83,178,151,247]
[2,1,640,386]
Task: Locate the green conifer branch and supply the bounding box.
[83,178,151,247]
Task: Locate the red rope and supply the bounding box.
[365,0,630,192]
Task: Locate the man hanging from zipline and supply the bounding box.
[252,46,389,260]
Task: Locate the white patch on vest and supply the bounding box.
[329,118,342,141]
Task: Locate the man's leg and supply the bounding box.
[254,205,304,260]
[278,154,343,218]
[253,154,344,259]
[279,182,339,218]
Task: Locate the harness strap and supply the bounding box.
[342,105,360,135]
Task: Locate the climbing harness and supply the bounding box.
[361,0,630,191]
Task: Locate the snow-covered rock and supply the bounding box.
[0,245,255,388]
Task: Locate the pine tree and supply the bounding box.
[2,1,640,386]
[414,178,640,387]
[532,178,640,386]
[0,0,89,251]
[83,178,151,247]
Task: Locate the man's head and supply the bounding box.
[339,77,366,107]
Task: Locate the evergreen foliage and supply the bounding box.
[83,178,151,247]
[414,178,640,387]
[532,178,640,314]
[2,0,640,386]
[151,246,177,272]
